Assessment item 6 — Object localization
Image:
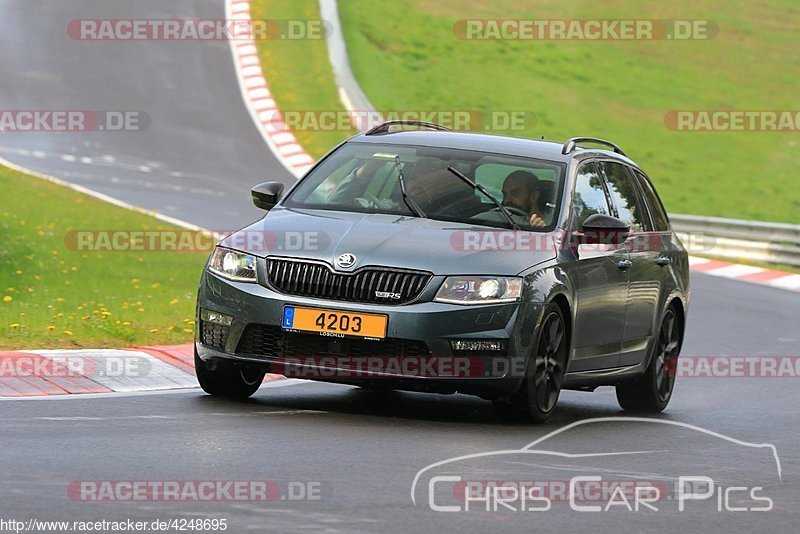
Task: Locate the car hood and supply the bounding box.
[219,207,557,276]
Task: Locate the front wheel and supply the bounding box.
[616,306,682,413]
[195,350,266,399]
[493,303,568,423]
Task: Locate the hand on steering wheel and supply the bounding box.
[492,206,546,227]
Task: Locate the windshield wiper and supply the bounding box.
[446,166,520,230]
[394,156,426,218]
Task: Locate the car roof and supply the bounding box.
[347,130,640,167]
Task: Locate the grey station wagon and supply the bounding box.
[195,121,689,423]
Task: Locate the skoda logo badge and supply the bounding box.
[336,253,357,269]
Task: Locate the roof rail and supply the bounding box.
[365,120,452,135]
[561,137,626,156]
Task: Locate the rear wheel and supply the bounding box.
[616,306,682,413]
[493,303,567,423]
[195,350,266,399]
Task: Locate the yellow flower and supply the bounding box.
[182,328,193,333]
[47,325,55,331]
[2,296,11,302]
[56,297,64,302]
[131,278,139,284]
[122,321,131,326]
[149,328,159,333]
[151,283,160,288]
[15,270,22,275]
[82,315,90,320]
[169,298,178,305]
[9,323,21,328]
[138,308,145,312]
[63,330,74,336]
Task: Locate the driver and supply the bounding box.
[501,170,546,227]
[327,158,385,204]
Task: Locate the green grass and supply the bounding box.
[0,166,209,349]
[251,0,355,158]
[328,0,800,224]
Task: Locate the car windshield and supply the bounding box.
[282,142,566,230]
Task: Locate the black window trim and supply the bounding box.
[630,168,672,232]
[568,158,615,232]
[596,159,649,234]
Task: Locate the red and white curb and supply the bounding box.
[226,0,316,178]
[689,256,800,292]
[0,344,282,398]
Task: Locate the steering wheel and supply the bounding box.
[492,206,529,218]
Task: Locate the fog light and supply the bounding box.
[451,340,507,352]
[201,308,233,327]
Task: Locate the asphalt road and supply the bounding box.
[0,0,295,232]
[1,1,798,533]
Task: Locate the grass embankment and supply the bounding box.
[251,0,355,158]
[249,0,800,223]
[0,166,209,349]
[324,0,799,224]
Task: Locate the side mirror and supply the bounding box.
[251,181,284,211]
[578,213,630,245]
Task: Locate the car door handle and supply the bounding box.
[617,259,633,271]
[656,256,671,266]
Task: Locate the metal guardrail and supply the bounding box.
[671,214,800,267]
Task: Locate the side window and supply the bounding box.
[599,161,646,232]
[633,170,670,231]
[572,161,611,229]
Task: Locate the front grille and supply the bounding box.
[265,257,431,305]
[200,320,230,351]
[236,324,430,360]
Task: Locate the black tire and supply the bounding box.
[493,303,568,423]
[194,350,266,399]
[616,306,682,413]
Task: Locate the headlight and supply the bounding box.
[208,247,257,282]
[434,276,522,304]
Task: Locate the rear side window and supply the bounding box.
[599,161,646,232]
[633,170,670,231]
[572,161,611,229]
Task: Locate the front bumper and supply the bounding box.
[195,270,543,399]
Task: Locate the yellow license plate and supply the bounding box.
[281,306,387,339]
